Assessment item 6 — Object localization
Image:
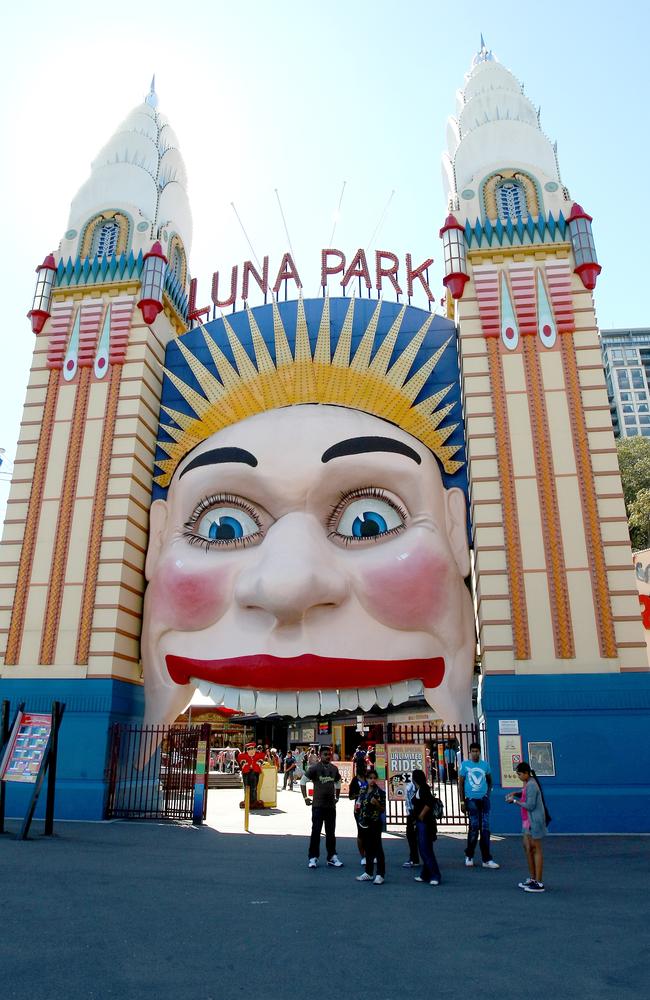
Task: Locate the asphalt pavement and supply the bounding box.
[1,784,648,1000]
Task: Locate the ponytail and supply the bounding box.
[531,768,552,827]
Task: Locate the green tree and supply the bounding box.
[616,436,650,550]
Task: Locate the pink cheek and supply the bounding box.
[358,547,453,630]
[148,558,233,630]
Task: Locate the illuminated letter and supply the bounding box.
[342,249,372,292]
[321,249,346,290]
[406,254,434,302]
[188,278,210,320]
[211,267,238,309]
[242,257,269,302]
[273,253,303,296]
[375,251,403,296]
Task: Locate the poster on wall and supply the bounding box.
[386,744,427,801]
[527,741,556,777]
[498,734,523,789]
[0,711,52,784]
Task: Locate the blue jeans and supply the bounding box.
[466,796,492,862]
[416,820,441,882]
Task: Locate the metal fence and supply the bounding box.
[106,723,211,821]
[384,723,484,828]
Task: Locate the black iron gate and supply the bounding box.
[384,723,485,828]
[106,723,211,821]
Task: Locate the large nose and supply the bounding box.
[234,513,349,626]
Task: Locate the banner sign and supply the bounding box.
[386,743,427,801]
[0,712,52,784]
[336,761,354,797]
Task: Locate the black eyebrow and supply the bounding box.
[178,447,258,479]
[321,435,421,465]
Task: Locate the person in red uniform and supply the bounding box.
[237,742,265,808]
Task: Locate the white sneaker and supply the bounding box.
[482,860,500,869]
[464,857,474,867]
[402,860,416,868]
[356,872,372,881]
[308,858,318,868]
[327,855,343,867]
[373,875,384,885]
[360,857,366,866]
[429,880,440,886]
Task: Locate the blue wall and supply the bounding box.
[479,673,650,833]
[0,678,144,821]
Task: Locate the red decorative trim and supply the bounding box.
[3,369,60,663]
[508,263,537,337]
[46,301,75,369]
[522,336,575,658]
[473,267,500,339]
[485,336,530,658]
[544,261,575,333]
[108,295,135,365]
[78,301,103,367]
[40,368,92,664]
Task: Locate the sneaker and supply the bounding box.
[308,858,318,868]
[482,860,500,870]
[518,877,534,889]
[523,880,545,893]
[373,875,384,885]
[360,857,366,866]
[464,857,474,867]
[327,855,343,867]
[414,876,425,882]
[402,860,416,868]
[356,872,373,881]
[429,880,440,886]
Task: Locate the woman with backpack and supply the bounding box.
[355,769,386,885]
[411,769,442,886]
[505,761,549,893]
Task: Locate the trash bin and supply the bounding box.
[257,764,277,808]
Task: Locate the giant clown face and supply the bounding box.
[142,403,476,727]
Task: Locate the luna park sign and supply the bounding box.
[188,247,436,320]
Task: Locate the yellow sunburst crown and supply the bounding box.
[154,295,464,490]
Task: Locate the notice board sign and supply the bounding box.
[0,711,52,784]
[386,744,427,801]
[498,733,523,789]
[336,761,354,797]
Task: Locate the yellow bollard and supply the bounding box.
[244,783,250,831]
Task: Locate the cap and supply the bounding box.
[245,742,256,749]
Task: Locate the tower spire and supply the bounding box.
[145,74,158,109]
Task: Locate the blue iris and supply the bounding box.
[351,511,388,538]
[208,516,244,541]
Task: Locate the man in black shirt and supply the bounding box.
[306,746,343,868]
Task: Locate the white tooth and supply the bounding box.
[320,690,340,714]
[339,689,359,711]
[277,692,298,716]
[197,680,211,696]
[239,688,257,713]
[390,681,410,706]
[408,679,424,697]
[375,685,391,709]
[298,691,320,717]
[221,686,240,711]
[207,683,226,705]
[358,687,377,711]
[256,691,277,717]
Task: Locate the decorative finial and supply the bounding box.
[145,74,158,109]
[480,33,486,50]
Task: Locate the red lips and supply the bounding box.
[166,653,444,690]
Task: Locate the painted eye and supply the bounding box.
[335,497,404,540]
[195,506,259,543]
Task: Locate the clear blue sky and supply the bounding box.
[1,0,648,512]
